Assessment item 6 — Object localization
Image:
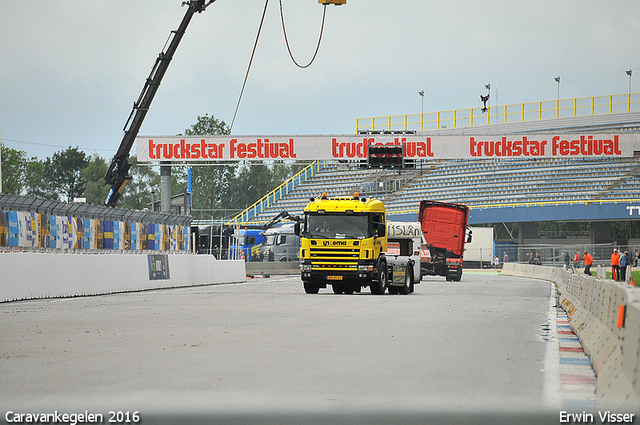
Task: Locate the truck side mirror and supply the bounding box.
[294,222,301,236]
[467,230,473,243]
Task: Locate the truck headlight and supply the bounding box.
[302,264,312,272]
[358,265,373,272]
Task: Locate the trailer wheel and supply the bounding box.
[371,263,387,295]
[304,282,320,294]
[452,268,462,282]
[400,267,413,295]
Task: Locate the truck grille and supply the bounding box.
[309,247,359,270]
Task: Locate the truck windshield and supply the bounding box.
[305,214,369,239]
[263,234,276,246]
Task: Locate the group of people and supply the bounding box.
[567,248,636,281]
[565,250,594,275]
[610,248,635,282]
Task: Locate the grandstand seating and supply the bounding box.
[244,104,640,224]
[250,155,640,222]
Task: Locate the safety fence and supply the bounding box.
[356,92,640,132]
[0,193,192,253]
[501,263,640,409]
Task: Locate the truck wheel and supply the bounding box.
[400,268,413,295]
[371,263,387,295]
[304,282,320,294]
[332,284,344,294]
[452,268,463,281]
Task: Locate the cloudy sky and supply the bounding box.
[1,0,639,160]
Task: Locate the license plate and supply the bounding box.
[327,275,343,281]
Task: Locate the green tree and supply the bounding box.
[1,144,28,195]
[185,113,230,136]
[44,146,88,202]
[82,154,110,206]
[183,114,236,219]
[118,156,160,210]
[24,158,54,199]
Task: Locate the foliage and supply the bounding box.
[45,146,89,202]
[0,144,28,195]
[4,114,303,219]
[82,154,110,206]
[184,113,230,137]
[117,156,161,211]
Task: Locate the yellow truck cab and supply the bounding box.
[300,193,414,295]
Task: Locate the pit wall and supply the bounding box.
[0,252,246,303]
[501,263,640,409]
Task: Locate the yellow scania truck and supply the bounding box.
[299,193,416,295]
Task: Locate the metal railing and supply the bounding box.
[356,92,640,132]
[386,197,640,218]
[227,160,327,225]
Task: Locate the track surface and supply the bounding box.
[1,272,569,422]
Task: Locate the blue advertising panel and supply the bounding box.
[8,211,19,247]
[84,219,91,249]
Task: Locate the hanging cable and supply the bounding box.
[230,0,270,132]
[279,0,327,69]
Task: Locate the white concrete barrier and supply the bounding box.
[501,263,640,409]
[0,252,246,302]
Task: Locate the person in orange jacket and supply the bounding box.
[583,251,593,276]
[611,249,620,281]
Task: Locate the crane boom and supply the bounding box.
[104,0,212,207]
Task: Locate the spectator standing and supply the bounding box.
[493,255,500,269]
[583,251,593,276]
[620,251,627,282]
[503,252,509,263]
[611,249,620,281]
[573,250,582,269]
[534,252,541,265]
[564,252,571,269]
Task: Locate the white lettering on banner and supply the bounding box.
[136,134,635,162]
[626,206,640,216]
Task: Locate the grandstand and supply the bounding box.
[234,92,640,228]
[248,155,640,221]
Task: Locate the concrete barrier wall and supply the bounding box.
[0,252,246,303]
[245,261,300,276]
[501,263,640,409]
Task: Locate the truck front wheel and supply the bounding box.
[304,282,320,294]
[371,263,387,295]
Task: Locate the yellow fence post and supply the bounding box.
[610,95,613,114]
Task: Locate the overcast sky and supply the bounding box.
[1,0,639,160]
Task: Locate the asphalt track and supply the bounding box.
[0,271,584,424]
